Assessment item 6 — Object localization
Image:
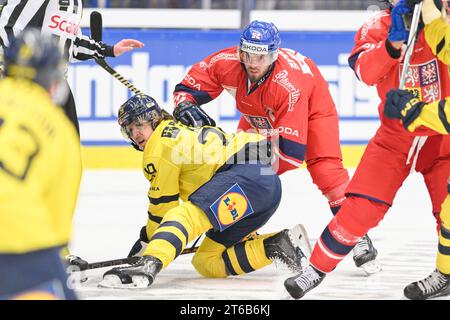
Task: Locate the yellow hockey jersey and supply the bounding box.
[142,120,269,227]
[408,14,450,134]
[0,78,81,253]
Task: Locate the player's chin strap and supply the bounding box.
[131,141,143,152]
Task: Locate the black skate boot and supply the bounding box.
[284,264,326,299]
[404,269,450,300]
[352,234,381,275]
[99,256,163,289]
[264,224,310,273]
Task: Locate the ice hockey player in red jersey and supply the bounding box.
[284,0,450,299]
[172,20,380,274]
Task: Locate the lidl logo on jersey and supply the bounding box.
[210,183,254,231]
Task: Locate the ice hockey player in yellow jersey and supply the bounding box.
[99,93,310,289]
[383,0,450,300]
[0,29,81,300]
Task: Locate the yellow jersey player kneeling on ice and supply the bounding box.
[99,94,310,289]
[0,30,81,300]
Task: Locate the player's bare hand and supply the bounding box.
[113,39,144,56]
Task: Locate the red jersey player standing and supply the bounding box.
[284,0,450,299]
[172,20,380,274]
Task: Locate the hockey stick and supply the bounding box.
[398,3,428,173]
[89,11,143,95]
[75,236,203,271]
[399,2,423,89]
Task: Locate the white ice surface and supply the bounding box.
[69,169,448,300]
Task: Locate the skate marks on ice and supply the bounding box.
[74,238,446,300]
[71,170,449,299]
[74,254,293,300]
[304,238,449,300]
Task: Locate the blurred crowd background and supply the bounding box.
[84,0,391,10]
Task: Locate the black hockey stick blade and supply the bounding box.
[77,245,200,271]
[86,256,139,270]
[90,11,103,42]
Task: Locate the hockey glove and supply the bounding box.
[384,89,426,129]
[173,101,216,127]
[128,226,150,258]
[388,0,413,42]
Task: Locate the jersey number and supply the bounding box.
[197,127,229,146]
[0,117,40,181]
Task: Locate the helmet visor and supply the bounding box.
[120,120,148,140]
[238,49,277,67]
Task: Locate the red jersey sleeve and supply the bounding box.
[270,60,311,174]
[348,10,401,86]
[173,48,237,106]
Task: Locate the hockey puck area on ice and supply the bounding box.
[98,275,150,289]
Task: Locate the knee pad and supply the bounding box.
[336,195,390,236]
[191,237,227,278]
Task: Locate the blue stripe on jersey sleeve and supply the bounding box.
[278,136,306,162]
[174,83,213,105]
[149,194,179,205]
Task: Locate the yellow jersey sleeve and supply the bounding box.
[408,97,450,134]
[424,16,450,66]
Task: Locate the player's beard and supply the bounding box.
[245,65,269,83]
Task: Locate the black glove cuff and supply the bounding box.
[104,44,115,57]
[385,39,402,59]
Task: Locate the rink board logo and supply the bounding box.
[210,183,254,231]
[400,59,441,103]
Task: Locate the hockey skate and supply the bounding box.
[284,264,326,299]
[264,224,311,273]
[99,256,163,289]
[404,269,450,300]
[352,234,381,275]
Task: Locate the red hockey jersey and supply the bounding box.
[349,9,450,136]
[173,47,338,175]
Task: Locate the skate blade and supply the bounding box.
[98,275,149,289]
[289,224,313,257]
[359,260,382,276]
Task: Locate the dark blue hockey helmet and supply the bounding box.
[118,94,163,142]
[3,28,65,89]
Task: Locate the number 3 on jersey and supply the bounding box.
[197,127,229,146]
[0,117,40,181]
